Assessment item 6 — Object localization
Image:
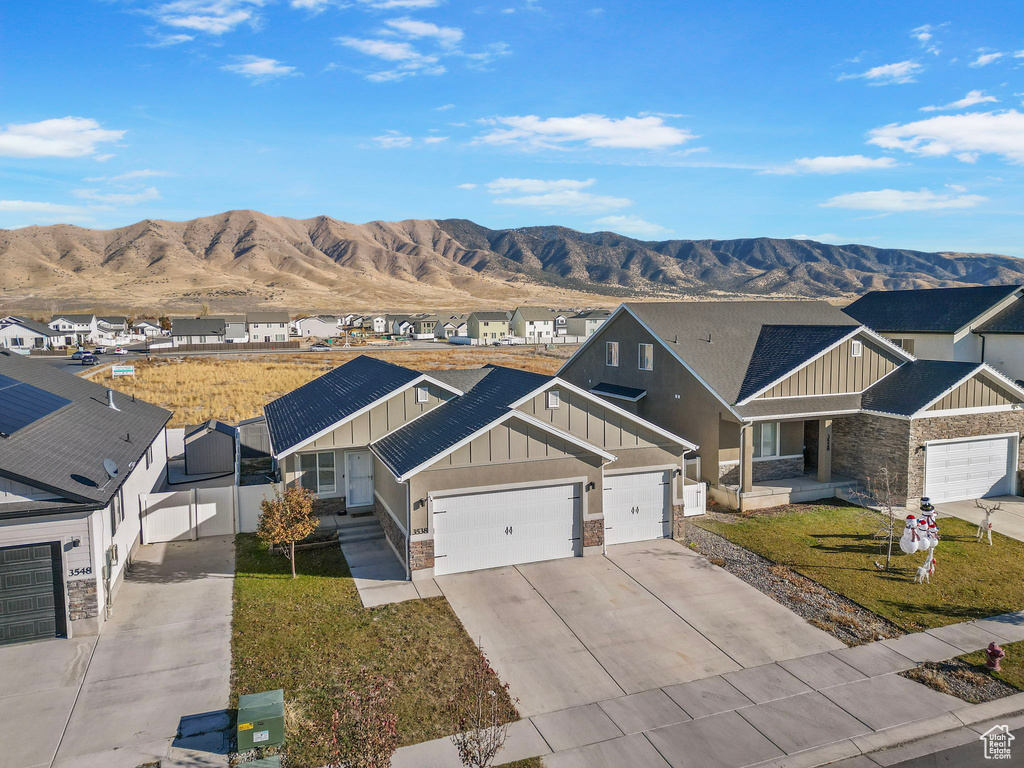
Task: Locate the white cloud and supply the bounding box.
[820,188,986,212]
[486,177,596,193]
[71,186,162,205]
[475,113,695,151]
[146,32,195,47]
[765,155,899,175]
[336,36,445,80]
[362,0,440,7]
[222,55,297,80]
[910,23,944,55]
[84,169,174,182]
[456,183,477,189]
[422,136,448,144]
[838,60,923,85]
[920,89,999,112]
[0,117,125,159]
[155,0,262,35]
[868,110,1024,164]
[970,51,1006,68]
[435,103,456,111]
[372,131,414,148]
[0,200,86,214]
[383,17,462,47]
[589,215,672,238]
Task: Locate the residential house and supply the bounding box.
[293,315,340,338]
[510,307,557,341]
[339,313,360,328]
[49,314,99,346]
[0,351,170,643]
[368,315,388,334]
[385,315,413,336]
[171,317,226,345]
[264,355,700,579]
[553,312,570,336]
[247,311,290,343]
[409,314,441,340]
[132,320,163,338]
[434,314,469,339]
[467,311,511,342]
[559,300,1024,510]
[843,285,1022,365]
[567,310,612,338]
[0,318,61,352]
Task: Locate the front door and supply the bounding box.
[345,450,374,507]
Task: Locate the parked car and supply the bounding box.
[309,344,331,352]
[70,350,85,360]
[80,353,97,366]
[112,347,128,355]
[93,346,107,354]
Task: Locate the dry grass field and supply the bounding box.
[100,346,574,427]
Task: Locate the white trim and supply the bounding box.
[924,431,1019,447]
[861,409,912,421]
[752,420,781,458]
[373,489,407,536]
[744,408,862,422]
[850,340,863,358]
[428,475,588,502]
[343,448,374,508]
[508,412,618,462]
[920,404,1020,419]
[510,376,698,450]
[753,453,802,463]
[275,373,462,459]
[907,362,1024,418]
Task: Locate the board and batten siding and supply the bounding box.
[757,336,902,399]
[515,387,672,451]
[926,373,1017,412]
[428,418,585,470]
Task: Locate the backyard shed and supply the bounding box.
[184,419,238,475]
[238,416,271,457]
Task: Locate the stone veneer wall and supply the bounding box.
[672,504,686,541]
[68,578,98,621]
[410,539,434,571]
[583,518,604,548]
[718,456,805,485]
[909,412,1024,500]
[832,413,912,503]
[373,497,408,564]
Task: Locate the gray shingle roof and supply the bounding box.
[470,311,510,322]
[428,368,493,392]
[0,351,170,516]
[843,285,1021,333]
[373,366,550,479]
[264,355,421,454]
[4,318,61,337]
[185,419,237,441]
[52,313,95,324]
[247,311,291,323]
[861,360,983,417]
[626,301,859,405]
[734,393,863,420]
[975,299,1024,334]
[736,325,856,402]
[171,318,226,337]
[515,307,556,321]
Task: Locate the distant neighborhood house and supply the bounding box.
[0,318,61,352]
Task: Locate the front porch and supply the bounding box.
[711,472,861,511]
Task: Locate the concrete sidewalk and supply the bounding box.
[937,495,1024,542]
[392,610,1024,768]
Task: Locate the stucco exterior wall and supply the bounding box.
[879,332,955,361]
[372,455,408,530]
[982,335,1024,383]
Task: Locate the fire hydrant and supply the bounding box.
[985,642,1006,672]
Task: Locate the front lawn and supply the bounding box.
[231,534,522,767]
[695,502,1024,632]
[960,640,1024,692]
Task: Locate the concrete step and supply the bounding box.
[338,528,386,545]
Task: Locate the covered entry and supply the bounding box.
[604,470,671,545]
[0,542,65,645]
[432,483,581,576]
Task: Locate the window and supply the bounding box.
[638,343,654,371]
[752,422,780,458]
[10,338,24,347]
[110,489,124,533]
[606,341,619,367]
[547,389,561,409]
[415,385,429,404]
[892,338,915,355]
[145,445,153,470]
[850,340,863,358]
[298,451,336,494]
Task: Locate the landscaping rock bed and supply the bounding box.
[685,521,903,646]
[901,660,1018,704]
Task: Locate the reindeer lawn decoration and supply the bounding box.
[975,498,1001,545]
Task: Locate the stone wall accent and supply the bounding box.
[832,413,912,502]
[67,579,98,621]
[583,518,604,548]
[373,497,408,563]
[909,412,1024,500]
[718,456,805,485]
[672,504,686,541]
[410,539,434,571]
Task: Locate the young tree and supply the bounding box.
[448,644,517,768]
[256,486,318,578]
[852,467,903,572]
[320,668,398,768]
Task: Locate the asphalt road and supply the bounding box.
[889,738,1001,767]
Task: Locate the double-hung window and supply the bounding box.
[752,422,780,458]
[606,341,619,367]
[638,343,654,371]
[298,451,336,494]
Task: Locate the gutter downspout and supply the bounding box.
[405,482,412,581]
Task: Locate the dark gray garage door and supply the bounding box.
[0,543,66,645]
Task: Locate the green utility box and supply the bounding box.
[237,689,285,751]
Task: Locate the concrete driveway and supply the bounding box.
[0,535,234,768]
[937,495,1024,542]
[435,538,844,717]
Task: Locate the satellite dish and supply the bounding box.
[103,459,119,480]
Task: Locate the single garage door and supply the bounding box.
[604,470,671,545]
[925,435,1016,504]
[0,543,65,645]
[433,484,581,576]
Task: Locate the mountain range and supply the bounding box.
[2,210,1022,314]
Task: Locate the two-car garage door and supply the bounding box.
[433,484,581,576]
[925,435,1017,504]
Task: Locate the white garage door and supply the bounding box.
[604,470,671,546]
[432,484,581,576]
[925,435,1016,504]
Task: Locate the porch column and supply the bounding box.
[741,424,753,494]
[817,418,833,483]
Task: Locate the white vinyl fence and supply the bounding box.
[140,483,281,543]
[683,482,707,517]
[165,428,185,460]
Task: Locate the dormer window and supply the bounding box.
[851,340,863,358]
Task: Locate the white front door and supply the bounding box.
[604,470,671,545]
[433,484,580,576]
[925,435,1016,503]
[345,450,374,507]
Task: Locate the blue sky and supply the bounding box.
[3,0,1024,255]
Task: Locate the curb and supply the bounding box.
[749,692,1024,768]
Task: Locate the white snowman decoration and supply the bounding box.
[915,498,939,582]
[899,514,920,554]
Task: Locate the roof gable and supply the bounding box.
[861,360,983,417]
[843,285,1021,333]
[736,325,857,402]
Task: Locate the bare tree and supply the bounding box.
[975,499,1001,546]
[851,467,904,572]
[448,644,517,768]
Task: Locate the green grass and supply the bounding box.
[960,640,1024,692]
[231,534,520,767]
[696,502,1024,632]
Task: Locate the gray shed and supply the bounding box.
[184,420,238,475]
